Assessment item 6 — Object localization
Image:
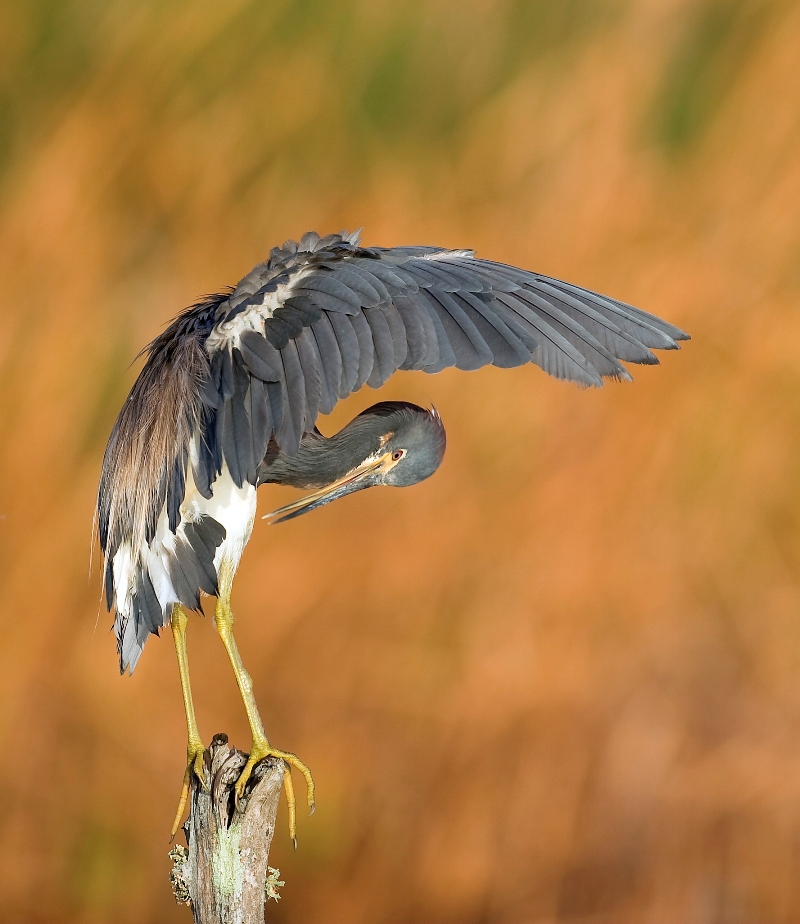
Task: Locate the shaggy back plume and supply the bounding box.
[97,297,223,573]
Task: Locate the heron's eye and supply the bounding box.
[391,449,405,462]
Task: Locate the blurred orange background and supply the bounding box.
[1,1,799,921]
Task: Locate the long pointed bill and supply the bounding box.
[263,454,390,525]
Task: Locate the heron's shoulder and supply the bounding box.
[228,229,471,296]
[205,229,474,352]
[228,229,368,305]
[145,292,228,361]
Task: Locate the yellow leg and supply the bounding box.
[170,604,207,839]
[215,561,315,847]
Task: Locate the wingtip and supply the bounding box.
[657,322,690,345]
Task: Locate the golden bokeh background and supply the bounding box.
[1,0,799,921]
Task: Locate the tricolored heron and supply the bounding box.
[97,230,688,842]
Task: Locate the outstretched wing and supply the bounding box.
[195,229,687,493]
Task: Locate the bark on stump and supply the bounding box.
[170,733,286,924]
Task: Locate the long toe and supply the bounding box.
[269,747,315,813]
[171,742,207,839]
[234,756,258,804]
[235,741,315,843]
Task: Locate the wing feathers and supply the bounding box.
[456,291,532,368]
[294,273,362,314]
[423,289,493,371]
[327,310,361,396]
[295,328,323,424]
[276,339,306,453]
[248,375,272,469]
[331,266,383,307]
[239,329,283,381]
[364,308,397,388]
[519,279,657,363]
[394,295,431,370]
[504,291,632,380]
[348,311,376,390]
[183,522,220,595]
[310,315,343,413]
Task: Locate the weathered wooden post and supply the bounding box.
[169,734,287,924]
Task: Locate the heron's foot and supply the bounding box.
[170,738,208,840]
[235,738,315,848]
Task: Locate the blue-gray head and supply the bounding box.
[259,401,447,522]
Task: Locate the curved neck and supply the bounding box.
[256,418,382,489]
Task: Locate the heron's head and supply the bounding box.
[264,401,446,523]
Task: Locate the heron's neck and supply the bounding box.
[256,419,381,489]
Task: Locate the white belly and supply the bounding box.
[112,463,257,621]
[182,465,258,575]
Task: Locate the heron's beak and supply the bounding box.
[263,452,393,524]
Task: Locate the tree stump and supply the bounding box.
[169,734,287,924]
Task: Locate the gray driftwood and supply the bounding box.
[170,734,286,924]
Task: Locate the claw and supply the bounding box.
[193,748,209,791]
